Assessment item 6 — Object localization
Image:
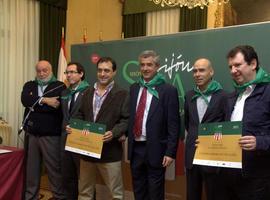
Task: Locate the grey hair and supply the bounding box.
[138,50,160,66]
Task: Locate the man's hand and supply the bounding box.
[41,97,60,108]
[195,138,200,148]
[66,125,72,134]
[239,135,256,151]
[103,131,113,143]
[118,135,126,142]
[162,156,174,167]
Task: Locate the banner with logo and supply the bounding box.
[71,22,270,198]
[65,118,106,159]
[193,121,242,169]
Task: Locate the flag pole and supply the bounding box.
[83,27,87,43]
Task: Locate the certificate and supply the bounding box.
[65,118,106,159]
[193,121,242,169]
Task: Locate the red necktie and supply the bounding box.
[133,87,147,138]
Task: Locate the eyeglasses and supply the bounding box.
[64,71,79,75]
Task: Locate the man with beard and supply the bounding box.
[21,60,66,200]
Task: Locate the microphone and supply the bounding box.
[18,83,65,135]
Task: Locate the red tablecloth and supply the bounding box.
[0,146,24,200]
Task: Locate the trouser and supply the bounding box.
[78,159,124,200]
[25,134,65,200]
[131,141,166,200]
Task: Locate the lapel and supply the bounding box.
[147,86,161,121]
[70,90,86,116]
[43,82,56,95]
[201,92,218,122]
[228,90,238,116]
[190,91,200,124]
[62,90,70,118]
[95,84,118,121]
[247,84,265,99]
[132,84,140,114]
[87,88,95,121]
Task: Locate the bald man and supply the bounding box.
[21,60,66,200]
[184,58,228,200]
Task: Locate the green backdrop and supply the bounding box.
[71,22,270,116]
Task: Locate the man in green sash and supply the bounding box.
[61,62,89,200]
[21,60,66,200]
[184,58,228,200]
[221,45,270,200]
[128,50,180,200]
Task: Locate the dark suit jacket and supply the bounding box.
[128,83,180,168]
[21,80,66,136]
[75,84,129,163]
[184,89,228,169]
[61,87,89,131]
[227,84,270,178]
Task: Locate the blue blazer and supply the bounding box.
[227,83,270,177]
[128,83,180,167]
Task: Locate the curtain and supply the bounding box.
[180,7,208,31]
[0,0,39,146]
[146,8,180,36]
[39,0,67,75]
[122,13,146,38]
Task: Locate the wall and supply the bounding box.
[66,0,123,61]
[231,0,270,25]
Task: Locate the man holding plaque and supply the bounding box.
[61,62,89,200]
[221,45,270,200]
[184,58,227,200]
[128,50,180,200]
[74,57,129,200]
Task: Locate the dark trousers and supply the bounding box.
[186,165,224,200]
[131,141,166,200]
[218,168,270,200]
[25,134,65,200]
[61,134,80,200]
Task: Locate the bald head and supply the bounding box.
[194,58,213,70]
[35,60,53,81]
[193,58,214,91]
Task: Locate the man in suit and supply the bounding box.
[219,45,270,200]
[61,62,89,200]
[184,58,227,200]
[71,57,129,200]
[21,60,66,200]
[128,50,180,200]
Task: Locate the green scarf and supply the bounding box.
[233,68,270,94]
[192,80,223,105]
[35,75,57,86]
[138,73,166,99]
[61,80,89,100]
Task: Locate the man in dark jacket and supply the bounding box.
[73,57,129,200]
[61,62,89,200]
[184,58,227,200]
[21,60,66,200]
[128,50,180,200]
[220,45,270,200]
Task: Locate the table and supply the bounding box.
[0,146,25,200]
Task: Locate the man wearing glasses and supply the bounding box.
[61,62,89,200]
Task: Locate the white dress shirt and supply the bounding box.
[135,87,153,141]
[230,85,255,121]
